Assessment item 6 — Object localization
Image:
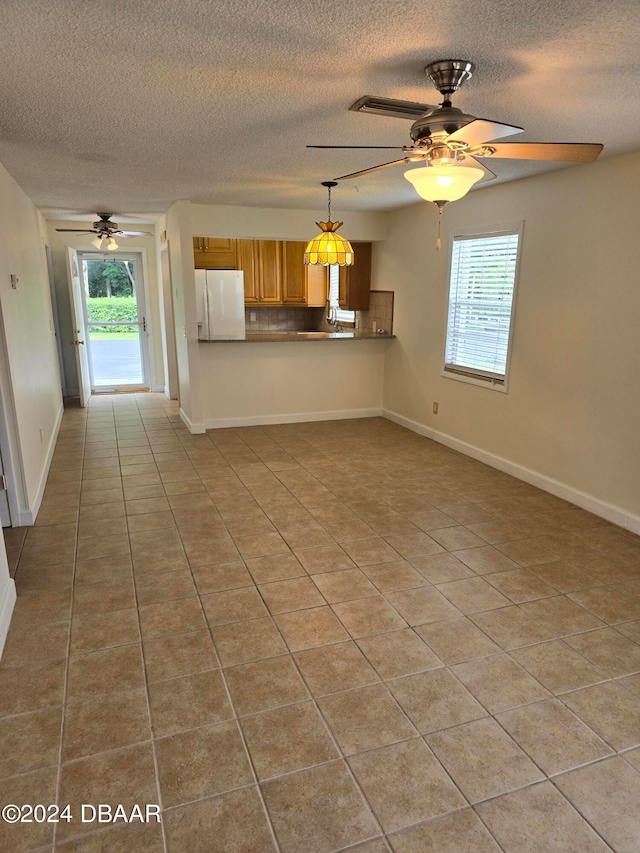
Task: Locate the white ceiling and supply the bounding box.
[1,0,639,215]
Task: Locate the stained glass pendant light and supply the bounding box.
[304,181,354,266]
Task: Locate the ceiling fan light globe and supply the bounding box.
[404,163,484,202]
[106,237,118,250]
[91,235,102,249]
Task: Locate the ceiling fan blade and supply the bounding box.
[308,145,410,150]
[55,229,97,233]
[117,230,153,237]
[464,155,497,184]
[334,157,422,181]
[445,119,524,147]
[474,142,603,162]
[349,95,438,120]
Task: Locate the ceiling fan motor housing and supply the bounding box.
[424,59,475,95]
[410,107,478,145]
[410,60,477,145]
[93,218,118,232]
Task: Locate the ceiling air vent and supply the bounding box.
[348,96,434,120]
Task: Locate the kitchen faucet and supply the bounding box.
[326,302,344,332]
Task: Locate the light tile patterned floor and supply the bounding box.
[1,393,640,851]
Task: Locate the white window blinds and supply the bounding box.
[328,265,355,324]
[444,229,521,385]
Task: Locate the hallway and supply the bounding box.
[1,395,640,851]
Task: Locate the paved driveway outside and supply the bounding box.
[89,338,144,386]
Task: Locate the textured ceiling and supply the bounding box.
[1,0,639,214]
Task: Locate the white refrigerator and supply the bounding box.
[195,269,246,340]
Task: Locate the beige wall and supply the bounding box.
[0,164,63,518]
[190,202,387,242]
[200,340,387,427]
[378,150,640,526]
[0,161,64,646]
[46,220,165,394]
[167,201,387,430]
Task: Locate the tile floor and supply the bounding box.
[1,393,640,851]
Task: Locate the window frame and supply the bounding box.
[441,220,524,394]
[328,265,356,326]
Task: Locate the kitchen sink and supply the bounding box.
[295,331,352,338]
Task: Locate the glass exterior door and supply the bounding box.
[78,254,149,390]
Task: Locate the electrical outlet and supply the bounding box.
[250,312,256,321]
[10,274,19,289]
[433,402,439,414]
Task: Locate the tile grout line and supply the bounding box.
[129,398,170,853]
[149,409,285,853]
[50,405,87,851]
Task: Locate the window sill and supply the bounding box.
[441,369,509,393]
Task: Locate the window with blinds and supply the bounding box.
[444,227,522,388]
[328,266,355,324]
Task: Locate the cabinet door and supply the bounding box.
[339,241,372,310]
[194,236,237,269]
[257,240,283,304]
[236,239,258,303]
[305,263,328,307]
[282,241,307,304]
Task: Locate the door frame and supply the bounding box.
[76,250,152,392]
[160,244,179,400]
[0,302,25,527]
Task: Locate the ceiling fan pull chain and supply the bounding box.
[435,202,444,251]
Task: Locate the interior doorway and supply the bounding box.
[76,252,150,392]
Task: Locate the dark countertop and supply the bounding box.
[199,331,395,343]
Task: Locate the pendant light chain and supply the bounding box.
[304,180,355,266]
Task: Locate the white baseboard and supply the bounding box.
[383,408,640,536]
[204,407,384,430]
[0,578,16,660]
[152,385,165,393]
[179,408,206,434]
[18,402,64,526]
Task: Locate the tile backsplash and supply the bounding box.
[244,290,394,334]
[245,306,325,331]
[356,290,394,334]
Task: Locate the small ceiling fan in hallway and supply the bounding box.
[56,213,152,250]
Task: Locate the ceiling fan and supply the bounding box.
[56,213,152,250]
[308,59,603,207]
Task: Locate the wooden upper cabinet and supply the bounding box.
[256,240,283,303]
[282,241,306,304]
[193,236,237,269]
[192,236,336,306]
[236,239,258,303]
[305,263,328,307]
[339,241,372,311]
